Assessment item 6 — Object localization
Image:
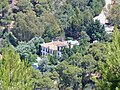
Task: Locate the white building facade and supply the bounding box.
[40,40,79,58]
[40,41,68,58]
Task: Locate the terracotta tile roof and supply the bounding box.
[41,41,68,51]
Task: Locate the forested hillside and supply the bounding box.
[0,0,120,90]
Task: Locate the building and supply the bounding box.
[40,41,68,58]
[40,40,79,58]
[67,40,79,48]
[93,0,113,25]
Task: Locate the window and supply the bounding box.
[46,48,48,52]
[43,47,45,51]
[58,52,59,56]
[58,47,60,51]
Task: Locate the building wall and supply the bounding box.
[41,46,64,58]
[56,46,65,58]
[41,46,53,56]
[41,46,47,55]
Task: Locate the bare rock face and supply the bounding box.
[94,0,113,25]
[93,0,115,33]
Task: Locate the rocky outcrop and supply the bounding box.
[94,0,114,33]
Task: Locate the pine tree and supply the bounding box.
[0,47,34,89]
[93,27,120,90]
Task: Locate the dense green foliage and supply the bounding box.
[16,36,44,64]
[0,47,58,89]
[93,27,120,90]
[108,4,120,28]
[0,0,120,90]
[12,11,44,41]
[0,47,33,89]
[0,0,106,41]
[0,0,108,63]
